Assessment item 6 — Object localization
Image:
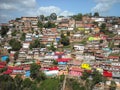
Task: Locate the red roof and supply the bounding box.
[57,58,72,62]
[10,54,14,57]
[108,56,119,59]
[8,66,23,70]
[94,34,100,37]
[3,70,12,74]
[69,67,83,72]
[0,62,6,66]
[84,24,93,28]
[0,65,5,69]
[49,66,59,71]
[103,70,112,77]
[55,52,64,55]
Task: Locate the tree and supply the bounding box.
[29,83,38,90]
[49,43,56,51]
[9,39,22,51]
[81,71,90,80]
[0,67,7,73]
[85,79,92,90]
[14,75,23,90]
[37,21,43,28]
[16,18,21,21]
[60,32,65,38]
[40,43,45,48]
[29,39,40,49]
[36,72,46,82]
[53,60,58,65]
[92,70,102,85]
[11,30,17,36]
[67,31,70,36]
[22,78,33,89]
[109,80,117,90]
[60,31,70,46]
[67,78,85,90]
[0,75,16,90]
[39,15,44,21]
[14,51,19,61]
[94,12,99,17]
[100,23,106,30]
[0,26,9,37]
[45,16,51,21]
[30,63,41,79]
[0,81,16,90]
[44,21,56,28]
[37,21,43,34]
[60,36,70,46]
[93,21,98,26]
[20,33,26,41]
[72,13,82,21]
[50,13,57,20]
[38,78,61,90]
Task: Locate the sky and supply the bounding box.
[0,0,120,23]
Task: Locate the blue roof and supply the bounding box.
[1,55,9,61]
[25,71,31,77]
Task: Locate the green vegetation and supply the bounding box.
[22,78,33,89]
[65,70,108,90]
[100,23,106,30]
[109,53,120,56]
[0,73,65,90]
[100,30,115,38]
[14,51,19,61]
[30,63,46,82]
[93,12,99,17]
[30,63,41,79]
[29,39,41,49]
[60,36,70,46]
[109,80,117,90]
[37,21,43,28]
[72,13,83,21]
[67,31,70,36]
[48,43,56,51]
[20,33,26,41]
[0,67,7,73]
[14,75,23,90]
[60,33,70,46]
[66,78,85,90]
[53,60,58,65]
[44,21,56,28]
[11,30,17,36]
[81,70,103,90]
[39,15,44,21]
[80,39,87,45]
[50,13,57,20]
[1,74,38,90]
[93,21,98,26]
[0,26,9,37]
[81,70,90,80]
[108,41,114,49]
[38,78,61,90]
[9,39,22,51]
[0,75,16,90]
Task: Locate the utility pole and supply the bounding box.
[61,75,67,90]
